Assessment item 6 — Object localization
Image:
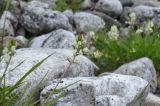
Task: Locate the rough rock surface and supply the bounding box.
[114,57,157,93]
[30,29,75,49]
[0,11,18,36]
[121,5,160,25]
[143,93,160,106]
[73,12,105,33]
[0,36,27,49]
[81,0,98,9]
[28,0,57,8]
[119,0,159,6]
[90,11,122,27]
[20,1,71,35]
[0,48,99,91]
[40,73,149,106]
[95,0,123,16]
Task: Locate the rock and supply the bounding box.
[15,36,28,48]
[119,0,133,6]
[0,48,99,91]
[0,11,18,36]
[16,26,26,37]
[121,5,160,25]
[133,0,160,7]
[62,10,74,24]
[28,0,57,8]
[30,29,75,49]
[119,0,159,6]
[143,93,160,106]
[81,0,98,9]
[40,73,149,106]
[73,12,105,33]
[90,11,122,27]
[114,57,157,93]
[0,36,27,49]
[133,5,156,18]
[0,0,24,17]
[95,0,123,16]
[20,1,71,35]
[62,10,74,20]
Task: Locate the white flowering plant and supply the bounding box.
[108,25,119,40]
[136,21,154,35]
[90,19,160,74]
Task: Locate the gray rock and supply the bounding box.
[81,0,98,9]
[133,0,160,7]
[91,11,122,27]
[73,12,105,33]
[30,29,75,49]
[133,5,156,18]
[15,36,28,48]
[119,0,133,6]
[114,57,157,93]
[0,36,27,49]
[121,5,160,25]
[40,73,149,106]
[0,48,99,89]
[20,1,71,35]
[0,0,25,17]
[0,11,18,36]
[119,0,159,6]
[27,0,57,8]
[95,0,123,16]
[16,26,26,37]
[62,10,74,20]
[62,10,74,24]
[143,93,160,106]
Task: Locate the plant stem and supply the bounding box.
[44,55,76,104]
[2,55,12,106]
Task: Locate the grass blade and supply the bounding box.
[6,53,54,96]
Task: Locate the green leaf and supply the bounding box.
[6,53,54,96]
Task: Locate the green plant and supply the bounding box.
[0,0,88,105]
[0,53,53,106]
[0,0,57,105]
[42,35,87,105]
[90,25,160,74]
[54,0,83,12]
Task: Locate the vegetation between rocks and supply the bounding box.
[0,0,160,105]
[54,0,83,12]
[91,22,160,74]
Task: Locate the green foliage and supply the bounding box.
[91,27,160,73]
[0,0,83,105]
[54,0,83,12]
[0,4,4,16]
[0,54,53,106]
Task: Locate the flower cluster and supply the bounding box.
[93,50,103,58]
[108,25,119,40]
[67,35,90,63]
[136,21,154,35]
[144,21,154,35]
[128,12,136,27]
[4,40,17,64]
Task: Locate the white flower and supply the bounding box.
[136,28,143,34]
[108,25,119,40]
[83,47,89,53]
[89,31,95,37]
[144,21,154,35]
[129,12,136,27]
[94,51,103,58]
